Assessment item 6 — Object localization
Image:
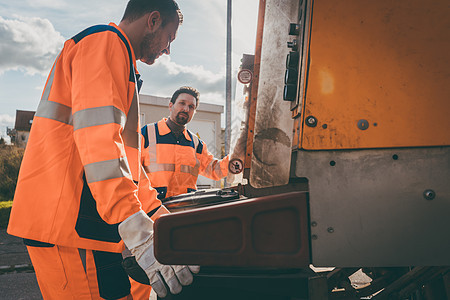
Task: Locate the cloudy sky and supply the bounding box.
[0,0,259,140]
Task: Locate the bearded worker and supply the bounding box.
[131,86,233,299]
[142,86,230,200]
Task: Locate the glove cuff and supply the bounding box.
[119,210,153,250]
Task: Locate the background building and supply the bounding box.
[7,110,35,148]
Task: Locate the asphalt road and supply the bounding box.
[0,230,42,299]
[0,272,42,300]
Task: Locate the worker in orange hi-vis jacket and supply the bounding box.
[142,87,230,200]
[7,1,199,299]
[132,86,245,299]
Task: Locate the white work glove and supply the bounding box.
[119,210,200,298]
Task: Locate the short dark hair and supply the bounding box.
[121,0,183,26]
[170,86,200,108]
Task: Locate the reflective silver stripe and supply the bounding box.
[146,124,157,164]
[144,163,175,173]
[72,93,140,147]
[123,90,140,150]
[35,54,73,125]
[84,157,131,183]
[36,100,73,125]
[180,161,200,177]
[40,58,56,103]
[41,53,60,102]
[73,106,126,131]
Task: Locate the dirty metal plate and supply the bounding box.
[250,0,298,188]
[295,146,450,266]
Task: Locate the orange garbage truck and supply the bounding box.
[125,0,450,299]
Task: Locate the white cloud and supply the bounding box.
[0,114,15,127]
[199,92,226,106]
[155,56,224,84]
[137,56,227,104]
[26,0,68,9]
[0,114,15,142]
[0,15,65,75]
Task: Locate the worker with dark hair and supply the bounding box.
[7,0,198,299]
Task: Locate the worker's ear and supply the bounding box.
[147,11,162,32]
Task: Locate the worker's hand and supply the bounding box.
[227,126,248,181]
[119,210,200,298]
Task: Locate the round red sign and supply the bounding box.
[237,69,253,84]
[228,158,244,174]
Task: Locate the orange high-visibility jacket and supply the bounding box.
[7,23,160,253]
[141,118,229,199]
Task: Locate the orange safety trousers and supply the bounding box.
[130,278,151,300]
[27,245,132,300]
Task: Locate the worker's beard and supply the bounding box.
[175,112,189,125]
[140,32,159,65]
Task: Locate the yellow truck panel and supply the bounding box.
[301,0,450,150]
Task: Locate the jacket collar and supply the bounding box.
[109,22,139,77]
[157,118,192,141]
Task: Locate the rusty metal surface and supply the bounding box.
[249,0,298,188]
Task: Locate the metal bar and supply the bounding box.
[244,0,266,170]
[225,0,232,156]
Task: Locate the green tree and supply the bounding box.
[0,145,24,201]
